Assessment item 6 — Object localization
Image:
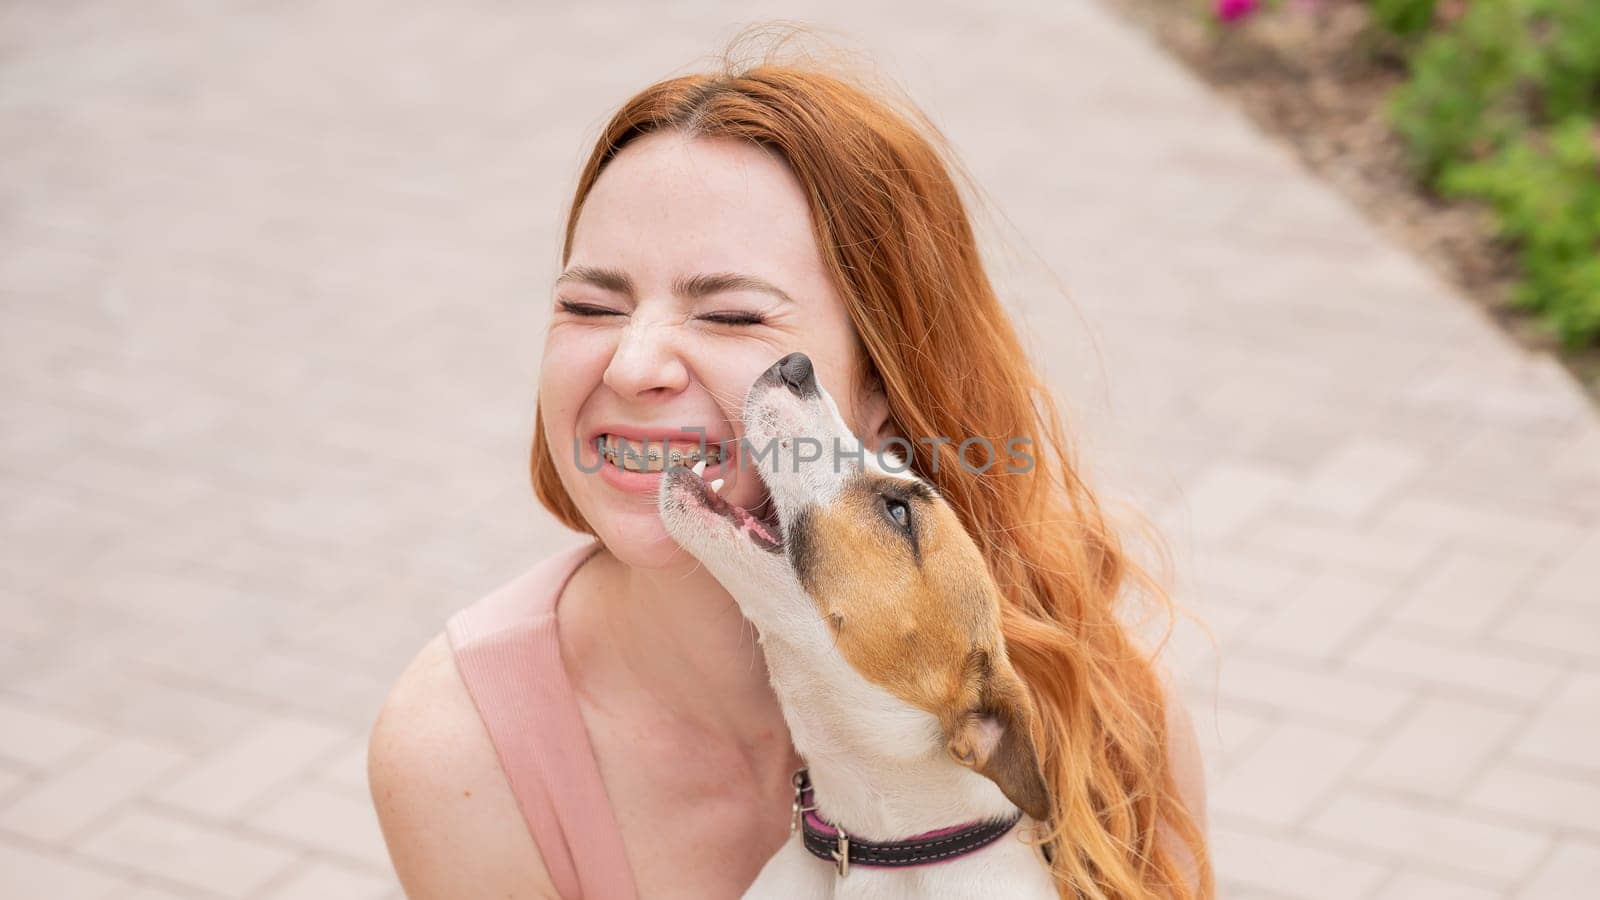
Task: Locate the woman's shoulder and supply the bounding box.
[368,628,559,899]
[368,541,602,899]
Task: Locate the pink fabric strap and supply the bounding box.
[446,541,638,900]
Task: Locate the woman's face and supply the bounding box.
[539,131,877,570]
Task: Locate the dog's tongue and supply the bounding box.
[725,484,780,547]
[736,506,776,543]
[719,485,776,543]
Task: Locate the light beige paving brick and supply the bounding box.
[1239,510,1446,578]
[1466,764,1600,838]
[1513,671,1600,776]
[1520,840,1600,900]
[0,583,57,648]
[1403,361,1594,434]
[34,444,215,518]
[1213,722,1369,827]
[113,886,195,900]
[1176,463,1298,543]
[1530,529,1600,606]
[157,716,349,820]
[1345,629,1564,703]
[1242,572,1391,662]
[259,859,395,900]
[221,650,394,723]
[246,783,391,869]
[1391,552,1538,637]
[1375,497,1586,565]
[1215,654,1414,732]
[0,839,126,898]
[1371,869,1502,900]
[77,809,296,899]
[1358,697,1520,799]
[311,737,374,799]
[1187,549,1309,609]
[0,700,103,770]
[1209,823,1389,900]
[1499,606,1600,662]
[0,766,25,798]
[1290,438,1426,521]
[1551,417,1600,463]
[11,659,269,754]
[1412,425,1600,515]
[0,736,187,844]
[1217,889,1294,900]
[1308,792,1549,886]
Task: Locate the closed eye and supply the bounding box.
[558,302,766,326]
[558,300,623,317]
[698,311,768,326]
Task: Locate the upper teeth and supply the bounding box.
[597,435,723,473]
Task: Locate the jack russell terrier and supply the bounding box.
[659,352,1058,899]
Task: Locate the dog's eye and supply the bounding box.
[883,495,911,531]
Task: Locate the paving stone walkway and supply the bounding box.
[2,1,1596,897]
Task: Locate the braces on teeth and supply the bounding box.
[596,435,724,472]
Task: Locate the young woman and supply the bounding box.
[369,58,1211,900]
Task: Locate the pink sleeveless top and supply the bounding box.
[445,540,640,900]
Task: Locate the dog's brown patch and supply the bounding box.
[791,474,1051,819]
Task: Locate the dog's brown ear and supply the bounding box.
[946,651,1052,822]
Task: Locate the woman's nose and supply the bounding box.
[602,316,690,399]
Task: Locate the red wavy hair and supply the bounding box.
[530,45,1212,900]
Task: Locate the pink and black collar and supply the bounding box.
[789,768,1023,876]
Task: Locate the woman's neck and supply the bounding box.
[560,546,793,750]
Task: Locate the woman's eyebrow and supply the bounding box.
[674,271,796,305]
[554,265,633,294]
[554,266,795,305]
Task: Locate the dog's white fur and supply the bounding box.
[659,366,1057,900]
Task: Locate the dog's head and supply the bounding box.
[660,353,1050,821]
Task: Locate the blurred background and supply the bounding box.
[1,1,1596,898]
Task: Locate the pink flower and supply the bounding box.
[1215,0,1260,23]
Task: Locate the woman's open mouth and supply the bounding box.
[666,457,784,554]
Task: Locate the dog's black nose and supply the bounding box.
[773,352,816,397]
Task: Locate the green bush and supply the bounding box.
[1383,0,1600,347]
[1443,119,1600,345]
[1369,0,1437,39]
[1387,0,1528,182]
[1526,0,1600,122]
